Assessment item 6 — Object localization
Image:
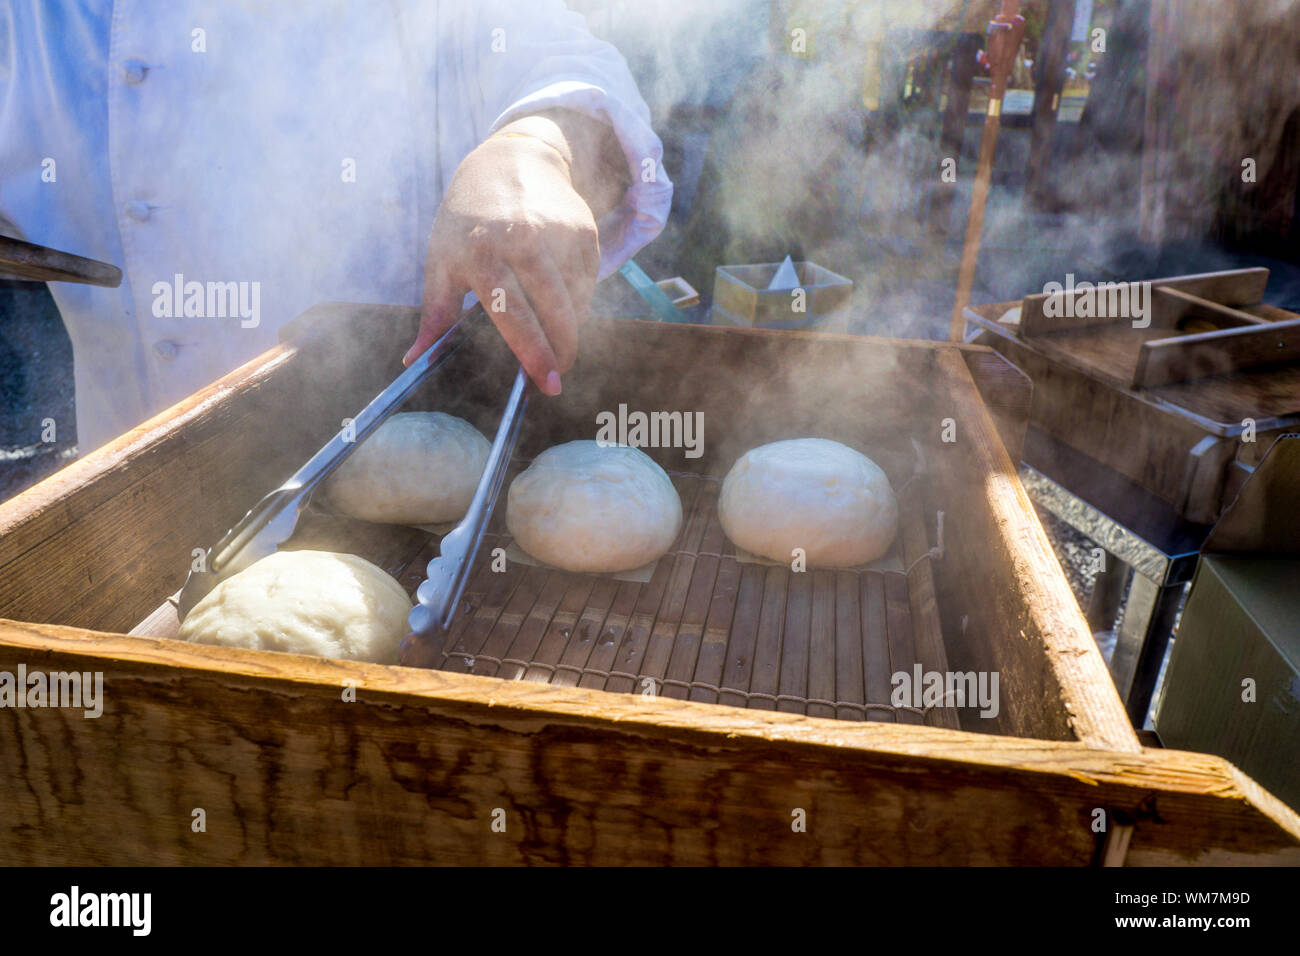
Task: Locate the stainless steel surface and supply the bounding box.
[1017,450,1196,730]
[401,365,530,663]
[1107,572,1160,702]
[1017,464,1189,584]
[176,306,481,618]
[1111,574,1187,728]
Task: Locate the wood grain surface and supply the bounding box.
[1133,317,1300,388]
[0,618,1295,865]
[1019,268,1270,337]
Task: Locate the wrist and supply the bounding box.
[489,130,574,176]
[490,109,627,219]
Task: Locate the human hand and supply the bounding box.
[407,122,605,396]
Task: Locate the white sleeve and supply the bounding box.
[466,0,673,280]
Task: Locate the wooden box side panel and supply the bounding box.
[990,333,1212,508]
[421,311,954,478]
[0,349,311,632]
[961,346,1033,465]
[0,305,414,633]
[1,621,1296,865]
[929,351,1139,753]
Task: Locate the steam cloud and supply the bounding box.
[579,0,1300,339]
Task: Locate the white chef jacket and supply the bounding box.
[0,0,672,452]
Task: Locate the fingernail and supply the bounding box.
[545,370,562,395]
[402,346,417,367]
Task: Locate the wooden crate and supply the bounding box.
[1,304,1297,865]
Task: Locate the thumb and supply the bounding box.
[405,263,464,366]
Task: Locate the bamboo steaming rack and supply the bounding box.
[130,455,956,728]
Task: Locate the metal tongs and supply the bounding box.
[399,365,529,668]
[177,304,527,623]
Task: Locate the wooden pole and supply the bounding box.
[949,0,1027,342]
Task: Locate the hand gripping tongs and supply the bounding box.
[177,304,531,641]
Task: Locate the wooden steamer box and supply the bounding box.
[1,304,1297,865]
[964,268,1300,525]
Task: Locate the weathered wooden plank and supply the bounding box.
[0,347,315,630]
[0,619,1295,865]
[1155,285,1270,330]
[931,349,1140,752]
[1020,268,1270,336]
[1133,317,1300,388]
[961,346,1033,464]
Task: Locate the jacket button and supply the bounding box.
[122,59,149,85]
[125,200,151,221]
[153,340,180,360]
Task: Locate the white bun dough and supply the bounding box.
[506,440,683,572]
[718,438,898,568]
[323,412,490,525]
[178,550,413,664]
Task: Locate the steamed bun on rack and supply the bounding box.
[323,412,490,525]
[718,438,898,568]
[178,550,413,664]
[506,440,682,572]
